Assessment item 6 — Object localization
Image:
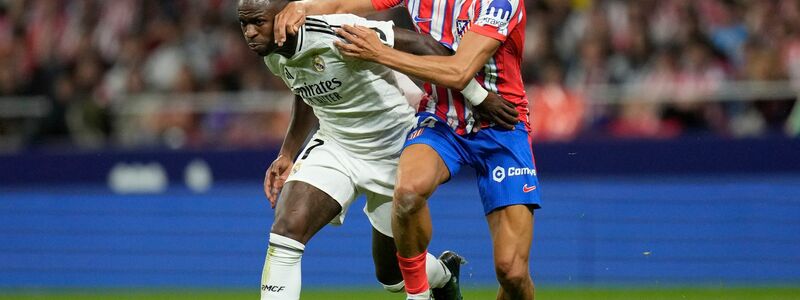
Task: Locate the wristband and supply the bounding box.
[461,78,488,106]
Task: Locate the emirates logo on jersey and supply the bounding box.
[293,77,344,105]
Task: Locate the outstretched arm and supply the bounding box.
[375,27,519,129]
[337,27,500,90]
[274,0,378,46]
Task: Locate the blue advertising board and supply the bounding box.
[0,137,799,288]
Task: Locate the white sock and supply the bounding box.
[407,290,431,300]
[382,281,406,293]
[425,252,451,289]
[261,233,305,300]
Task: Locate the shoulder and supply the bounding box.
[301,14,395,51]
[307,14,395,47]
[300,16,341,48]
[308,14,395,31]
[263,56,282,75]
[470,0,524,40]
[475,0,522,24]
[308,14,364,27]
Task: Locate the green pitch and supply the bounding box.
[1,287,798,300]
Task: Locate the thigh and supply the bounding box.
[287,134,360,226]
[473,125,542,214]
[486,205,535,265]
[272,181,343,244]
[397,144,451,198]
[288,134,357,204]
[363,191,395,238]
[400,113,467,195]
[276,135,360,243]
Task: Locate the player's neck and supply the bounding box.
[273,33,298,58]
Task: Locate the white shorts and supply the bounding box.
[285,132,397,237]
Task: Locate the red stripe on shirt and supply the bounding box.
[408,0,530,134]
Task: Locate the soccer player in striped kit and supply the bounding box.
[273,0,541,299]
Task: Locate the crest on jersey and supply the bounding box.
[313,55,325,72]
[407,128,425,141]
[291,161,303,175]
[456,19,470,38]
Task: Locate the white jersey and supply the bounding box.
[264,14,417,159]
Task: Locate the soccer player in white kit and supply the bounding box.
[238,0,513,299]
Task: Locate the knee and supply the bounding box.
[393,183,430,219]
[270,217,306,244]
[494,255,531,287]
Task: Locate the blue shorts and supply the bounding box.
[404,112,542,214]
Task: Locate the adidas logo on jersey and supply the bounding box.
[284,67,294,79]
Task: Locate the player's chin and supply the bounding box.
[248,43,270,56]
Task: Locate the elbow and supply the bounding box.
[333,5,349,14]
[430,61,472,89]
[455,74,473,90]
[444,70,473,90]
[320,0,346,14]
[449,62,475,89]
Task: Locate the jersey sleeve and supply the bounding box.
[263,57,281,77]
[317,14,395,48]
[470,0,522,42]
[371,0,403,11]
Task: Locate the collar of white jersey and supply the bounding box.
[294,24,305,57]
[271,26,303,59]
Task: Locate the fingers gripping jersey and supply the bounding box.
[264,14,417,159]
[371,0,529,135]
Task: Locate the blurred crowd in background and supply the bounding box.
[526,0,800,140]
[0,0,799,150]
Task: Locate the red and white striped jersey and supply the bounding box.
[372,0,529,135]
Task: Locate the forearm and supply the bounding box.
[336,26,498,89]
[378,31,499,89]
[278,96,318,158]
[376,48,474,89]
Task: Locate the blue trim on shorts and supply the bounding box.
[404,113,542,214]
